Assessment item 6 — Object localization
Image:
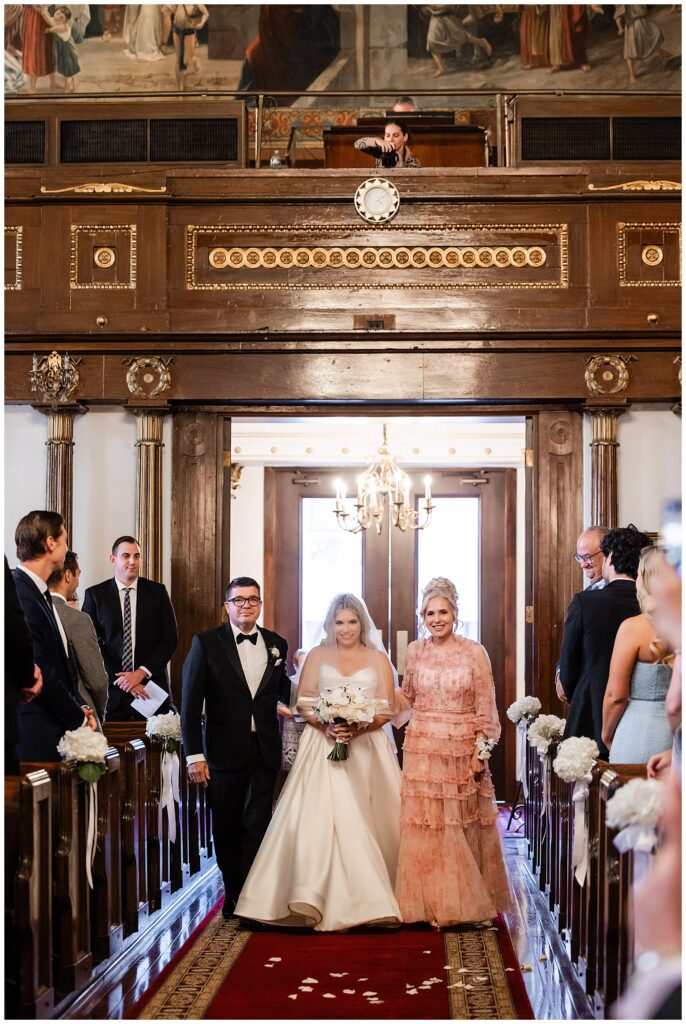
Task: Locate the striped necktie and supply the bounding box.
[122,588,133,672]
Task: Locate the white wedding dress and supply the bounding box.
[235,664,403,931]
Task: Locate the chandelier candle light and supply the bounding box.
[334,424,434,534]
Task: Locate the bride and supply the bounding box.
[235,593,402,931]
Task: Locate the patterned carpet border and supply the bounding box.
[137,917,250,1020]
[444,924,520,1020]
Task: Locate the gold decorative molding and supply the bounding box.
[188,223,568,291]
[584,354,635,397]
[5,226,23,291]
[30,350,82,403]
[41,182,166,195]
[124,356,173,398]
[229,462,243,498]
[618,222,681,288]
[208,243,547,272]
[641,244,664,267]
[94,246,116,269]
[70,224,137,290]
[588,180,681,192]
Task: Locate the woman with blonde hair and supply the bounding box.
[602,546,675,763]
[395,577,512,928]
[236,593,402,931]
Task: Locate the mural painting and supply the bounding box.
[4,5,681,97]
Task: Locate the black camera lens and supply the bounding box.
[381,150,399,168]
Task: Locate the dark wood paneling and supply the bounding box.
[323,125,487,168]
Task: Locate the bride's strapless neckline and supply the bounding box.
[321,665,373,681]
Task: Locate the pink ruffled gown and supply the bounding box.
[395,636,513,926]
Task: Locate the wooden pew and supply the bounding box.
[90,748,124,964]
[5,770,54,1020]
[20,762,92,1001]
[576,759,609,995]
[144,735,173,913]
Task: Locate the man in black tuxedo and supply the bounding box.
[559,524,651,759]
[12,511,97,762]
[82,536,178,721]
[5,557,44,773]
[181,576,290,918]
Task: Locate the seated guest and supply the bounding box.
[354,119,421,168]
[602,547,674,763]
[83,536,178,721]
[12,511,97,762]
[392,96,416,112]
[49,551,109,729]
[559,524,651,758]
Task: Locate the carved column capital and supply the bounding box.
[585,405,627,529]
[130,407,167,583]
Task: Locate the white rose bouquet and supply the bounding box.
[146,711,182,754]
[552,736,599,783]
[606,777,664,832]
[314,685,375,761]
[528,714,566,755]
[475,737,496,761]
[57,725,109,783]
[506,696,542,724]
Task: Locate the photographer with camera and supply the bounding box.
[354,119,422,169]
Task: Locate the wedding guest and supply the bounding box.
[395,577,512,928]
[181,577,290,920]
[236,594,402,931]
[354,119,422,168]
[277,647,307,769]
[5,557,43,774]
[559,524,651,758]
[392,95,416,112]
[602,547,674,763]
[555,525,609,703]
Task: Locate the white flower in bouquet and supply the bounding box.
[606,778,664,831]
[553,736,599,782]
[476,737,496,761]
[527,714,566,754]
[314,685,374,761]
[146,711,182,753]
[506,696,542,724]
[57,726,109,783]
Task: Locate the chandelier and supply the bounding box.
[334,424,434,534]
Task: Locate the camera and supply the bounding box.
[364,145,399,168]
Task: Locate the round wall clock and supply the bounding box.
[354,178,400,223]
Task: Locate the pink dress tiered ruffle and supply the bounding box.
[395,636,513,926]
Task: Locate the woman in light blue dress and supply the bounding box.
[602,547,674,764]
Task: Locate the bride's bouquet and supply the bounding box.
[314,685,375,761]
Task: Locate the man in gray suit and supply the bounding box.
[48,551,109,727]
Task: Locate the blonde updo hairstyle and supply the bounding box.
[637,546,675,665]
[418,576,459,637]
[321,593,369,647]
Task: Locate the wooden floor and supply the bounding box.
[61,828,593,1020]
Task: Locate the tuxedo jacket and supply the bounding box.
[53,599,109,725]
[82,576,178,715]
[12,568,84,762]
[5,559,36,757]
[559,579,640,758]
[181,624,291,772]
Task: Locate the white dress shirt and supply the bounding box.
[187,623,268,766]
[114,577,150,677]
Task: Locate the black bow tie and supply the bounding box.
[237,632,258,645]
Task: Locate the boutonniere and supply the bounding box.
[269,645,283,666]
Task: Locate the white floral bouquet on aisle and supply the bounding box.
[606,778,664,832]
[314,685,375,761]
[57,726,109,782]
[506,696,542,724]
[146,711,182,753]
[528,714,566,755]
[552,736,599,783]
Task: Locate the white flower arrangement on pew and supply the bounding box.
[506,695,542,725]
[146,712,183,843]
[605,776,664,876]
[527,714,566,755]
[57,726,110,889]
[57,725,109,783]
[553,736,600,887]
[146,710,182,753]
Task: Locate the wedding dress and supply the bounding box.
[235,658,403,931]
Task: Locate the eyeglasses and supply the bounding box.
[227,596,261,608]
[574,550,601,566]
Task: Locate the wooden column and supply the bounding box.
[133,408,166,583]
[41,406,82,539]
[587,407,625,530]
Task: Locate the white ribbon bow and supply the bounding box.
[85,782,98,890]
[159,750,181,844]
[539,751,551,819]
[518,722,529,799]
[571,776,591,886]
[613,824,657,885]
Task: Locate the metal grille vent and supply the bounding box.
[5,121,46,164]
[150,118,238,162]
[60,119,147,163]
[521,117,611,161]
[613,117,681,161]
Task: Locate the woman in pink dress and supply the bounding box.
[395,576,513,928]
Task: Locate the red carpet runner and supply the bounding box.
[133,907,533,1020]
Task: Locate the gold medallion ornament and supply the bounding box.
[124,356,173,398]
[584,355,633,396]
[354,178,400,223]
[641,245,664,267]
[94,246,116,268]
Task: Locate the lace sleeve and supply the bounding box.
[373,650,395,722]
[392,641,417,727]
[473,642,501,742]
